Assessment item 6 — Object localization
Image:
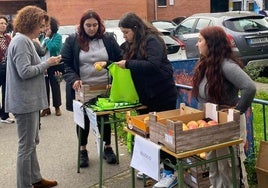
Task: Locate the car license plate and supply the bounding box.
[249,37,268,44]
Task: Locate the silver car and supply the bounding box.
[172,11,268,66]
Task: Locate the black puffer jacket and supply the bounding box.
[61,33,122,111]
[124,35,178,112]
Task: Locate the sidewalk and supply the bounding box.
[0,82,151,188]
[1,81,266,188]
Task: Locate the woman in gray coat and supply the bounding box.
[5,6,61,188]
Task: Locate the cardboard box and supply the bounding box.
[149,103,241,153]
[255,167,268,188]
[126,103,202,137]
[183,157,211,188]
[255,141,268,188]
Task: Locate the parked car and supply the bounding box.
[172,16,187,25]
[151,20,177,33]
[172,11,268,66]
[58,25,77,44]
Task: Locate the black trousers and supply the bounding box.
[0,63,9,120]
[76,114,111,147]
[44,67,62,108]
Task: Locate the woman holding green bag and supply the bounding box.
[95,12,179,187]
[116,12,178,114]
[117,12,178,188]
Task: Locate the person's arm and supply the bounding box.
[32,39,47,57]
[14,38,61,80]
[61,34,81,87]
[125,36,166,75]
[44,33,62,55]
[222,60,256,113]
[103,33,123,67]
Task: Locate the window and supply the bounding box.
[158,0,167,6]
[176,18,196,35]
[233,2,242,11]
[195,19,212,33]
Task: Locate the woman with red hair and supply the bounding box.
[192,26,256,188]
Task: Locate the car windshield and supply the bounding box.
[58,25,77,43]
[224,17,268,32]
[104,20,120,28]
[58,25,77,35]
[152,21,176,30]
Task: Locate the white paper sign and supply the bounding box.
[130,135,161,181]
[85,107,101,156]
[227,109,234,122]
[205,103,218,122]
[73,100,85,129]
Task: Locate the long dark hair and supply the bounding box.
[77,10,105,51]
[50,17,59,37]
[118,12,165,59]
[192,26,243,103]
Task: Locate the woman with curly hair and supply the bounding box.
[192,26,256,188]
[5,6,61,188]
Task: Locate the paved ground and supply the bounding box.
[0,81,267,188]
[255,82,268,92]
[0,82,151,188]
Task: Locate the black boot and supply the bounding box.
[103,147,117,164]
[80,150,89,168]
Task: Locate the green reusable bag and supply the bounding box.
[108,63,139,104]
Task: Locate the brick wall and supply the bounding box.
[46,0,147,25]
[156,0,210,20]
[0,0,211,26]
[46,0,210,26]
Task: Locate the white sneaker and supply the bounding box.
[153,174,178,188]
[136,171,150,180]
[1,118,15,124]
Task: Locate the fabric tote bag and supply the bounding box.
[108,63,139,104]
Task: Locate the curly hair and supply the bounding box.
[13,6,49,35]
[192,26,243,103]
[77,10,105,51]
[118,12,165,60]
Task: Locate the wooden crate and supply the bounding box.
[75,85,90,103]
[75,84,107,103]
[126,104,202,137]
[149,107,240,153]
[183,157,211,188]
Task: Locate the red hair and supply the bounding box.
[77,10,105,51]
[192,26,243,103]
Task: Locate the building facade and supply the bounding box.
[0,0,209,25]
[0,0,267,25]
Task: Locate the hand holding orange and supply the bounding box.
[94,63,102,71]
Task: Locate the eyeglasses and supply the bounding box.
[0,22,8,26]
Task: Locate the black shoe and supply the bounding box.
[80,150,89,168]
[103,147,117,164]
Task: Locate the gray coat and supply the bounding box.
[5,33,51,114]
